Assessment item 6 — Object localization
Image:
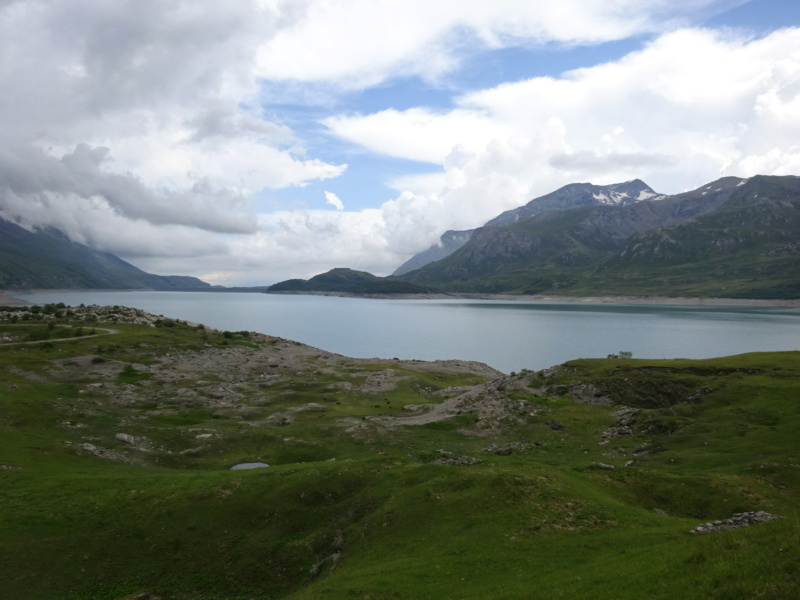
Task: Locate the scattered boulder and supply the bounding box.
[689,511,783,534]
[115,433,136,445]
[601,406,640,440]
[433,450,481,465]
[433,456,481,466]
[483,441,529,455]
[488,446,513,456]
[78,443,133,464]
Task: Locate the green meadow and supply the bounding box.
[0,305,797,599]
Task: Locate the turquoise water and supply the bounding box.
[15,291,800,373]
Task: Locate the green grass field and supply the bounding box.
[0,305,798,599]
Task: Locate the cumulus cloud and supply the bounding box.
[324,191,345,210]
[0,143,257,233]
[256,0,744,88]
[324,108,509,164]
[324,27,800,248]
[548,151,678,172]
[3,1,798,287]
[0,0,345,266]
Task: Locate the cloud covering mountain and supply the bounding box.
[1,1,799,285]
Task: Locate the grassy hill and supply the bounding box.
[267,267,436,295]
[0,304,798,599]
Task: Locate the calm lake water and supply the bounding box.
[14,291,800,373]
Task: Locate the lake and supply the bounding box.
[14,291,800,373]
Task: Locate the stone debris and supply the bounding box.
[689,511,783,534]
[76,442,134,464]
[433,450,481,466]
[483,441,529,455]
[115,432,136,445]
[361,369,404,393]
[601,406,640,440]
[484,444,513,455]
[0,304,164,327]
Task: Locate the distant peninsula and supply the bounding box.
[265,267,437,296]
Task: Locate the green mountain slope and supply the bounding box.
[399,175,800,298]
[393,179,662,276]
[0,218,209,290]
[0,305,798,599]
[588,175,800,298]
[267,267,436,295]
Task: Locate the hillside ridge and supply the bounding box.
[0,217,210,290]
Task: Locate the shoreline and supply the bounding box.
[6,289,800,310]
[0,293,31,306]
[265,290,800,309]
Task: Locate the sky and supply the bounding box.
[1,0,800,286]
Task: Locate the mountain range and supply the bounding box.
[0,217,210,290]
[273,174,800,299]
[393,179,662,275]
[3,174,798,299]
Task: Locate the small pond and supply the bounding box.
[230,462,270,470]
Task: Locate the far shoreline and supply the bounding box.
[263,289,800,308]
[5,288,800,309]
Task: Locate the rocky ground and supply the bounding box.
[1,304,531,466]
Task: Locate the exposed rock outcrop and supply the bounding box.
[690,511,783,534]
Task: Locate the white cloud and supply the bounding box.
[0,143,257,233]
[324,108,509,164]
[324,191,344,210]
[3,0,798,289]
[0,0,346,267]
[327,27,800,209]
[256,0,744,87]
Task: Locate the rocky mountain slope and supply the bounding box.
[393,229,476,276]
[0,217,210,290]
[399,175,800,298]
[485,178,663,227]
[393,179,662,275]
